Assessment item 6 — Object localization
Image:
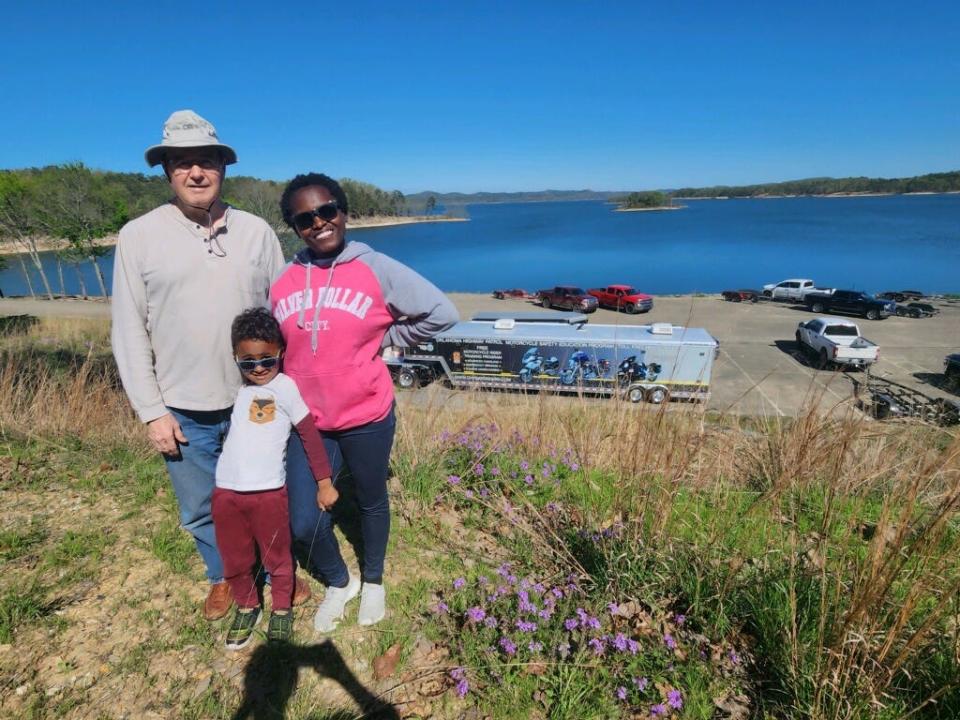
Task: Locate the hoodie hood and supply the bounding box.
[294,240,374,268]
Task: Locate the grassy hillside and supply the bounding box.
[1,315,958,719]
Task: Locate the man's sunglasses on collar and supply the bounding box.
[292,202,341,232]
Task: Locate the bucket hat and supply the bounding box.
[144,109,237,167]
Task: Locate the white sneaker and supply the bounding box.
[314,575,361,633]
[358,583,386,626]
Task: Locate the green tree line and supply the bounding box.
[0,164,408,298]
[670,171,960,198]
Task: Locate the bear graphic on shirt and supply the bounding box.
[249,398,276,424]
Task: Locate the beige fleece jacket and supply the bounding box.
[111,203,285,422]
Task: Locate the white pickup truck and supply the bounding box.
[763,278,832,302]
[795,318,879,369]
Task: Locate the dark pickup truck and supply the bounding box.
[536,286,599,313]
[804,290,895,320]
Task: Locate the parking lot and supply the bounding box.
[446,293,960,417]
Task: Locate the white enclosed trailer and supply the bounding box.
[391,312,718,404]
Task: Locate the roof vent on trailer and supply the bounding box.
[651,323,673,335]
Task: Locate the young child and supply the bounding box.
[213,308,337,649]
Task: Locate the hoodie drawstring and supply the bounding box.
[309,260,337,355]
[296,262,312,330]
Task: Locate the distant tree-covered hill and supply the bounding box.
[404,189,619,211]
[669,171,960,198]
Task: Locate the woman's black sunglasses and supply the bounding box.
[292,202,341,231]
[235,356,281,372]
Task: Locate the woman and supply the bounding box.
[271,173,458,632]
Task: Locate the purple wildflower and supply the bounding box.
[564,618,579,631]
[434,601,449,615]
[569,462,580,471]
[464,489,474,499]
[551,587,564,599]
[675,613,686,626]
[490,466,500,476]
[479,487,490,498]
[588,637,606,656]
[516,620,537,633]
[455,678,469,698]
[453,577,466,590]
[473,463,484,475]
[450,667,465,681]
[496,563,512,578]
[537,608,553,620]
[532,582,545,595]
[523,474,534,485]
[545,502,559,513]
[527,640,543,652]
[520,460,529,471]
[447,475,461,485]
[626,638,640,654]
[729,649,740,664]
[585,615,601,630]
[668,690,683,710]
[612,633,629,652]
[608,602,620,615]
[633,676,649,691]
[483,616,498,629]
[477,575,488,585]
[615,686,628,701]
[650,703,666,716]
[466,606,486,622]
[664,633,677,650]
[499,637,517,655]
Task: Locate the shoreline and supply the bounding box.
[677,190,960,200]
[0,215,468,257]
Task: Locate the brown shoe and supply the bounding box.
[292,575,312,607]
[203,581,233,621]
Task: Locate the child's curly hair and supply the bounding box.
[231,307,285,351]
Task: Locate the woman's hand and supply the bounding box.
[316,478,339,511]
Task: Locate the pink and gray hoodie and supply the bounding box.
[270,241,458,432]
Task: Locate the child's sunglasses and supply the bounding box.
[292,202,341,232]
[235,356,281,372]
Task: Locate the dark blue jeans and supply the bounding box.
[164,407,232,583]
[286,407,396,587]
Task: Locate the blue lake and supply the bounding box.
[2,194,958,297]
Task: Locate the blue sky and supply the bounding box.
[1,1,957,193]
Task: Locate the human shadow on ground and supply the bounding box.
[0,314,39,336]
[914,372,959,397]
[231,640,399,720]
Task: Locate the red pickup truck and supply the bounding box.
[536,286,599,313]
[587,285,654,314]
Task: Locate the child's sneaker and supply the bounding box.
[358,582,386,626]
[314,575,361,633]
[225,606,262,650]
[267,611,294,644]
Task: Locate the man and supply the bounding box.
[111,110,306,619]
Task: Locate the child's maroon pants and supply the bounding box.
[212,486,293,611]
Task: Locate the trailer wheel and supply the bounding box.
[541,297,551,309]
[627,386,644,403]
[646,387,668,404]
[811,302,825,313]
[866,309,880,321]
[397,368,419,389]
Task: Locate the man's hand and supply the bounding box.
[316,478,339,512]
[147,413,188,456]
